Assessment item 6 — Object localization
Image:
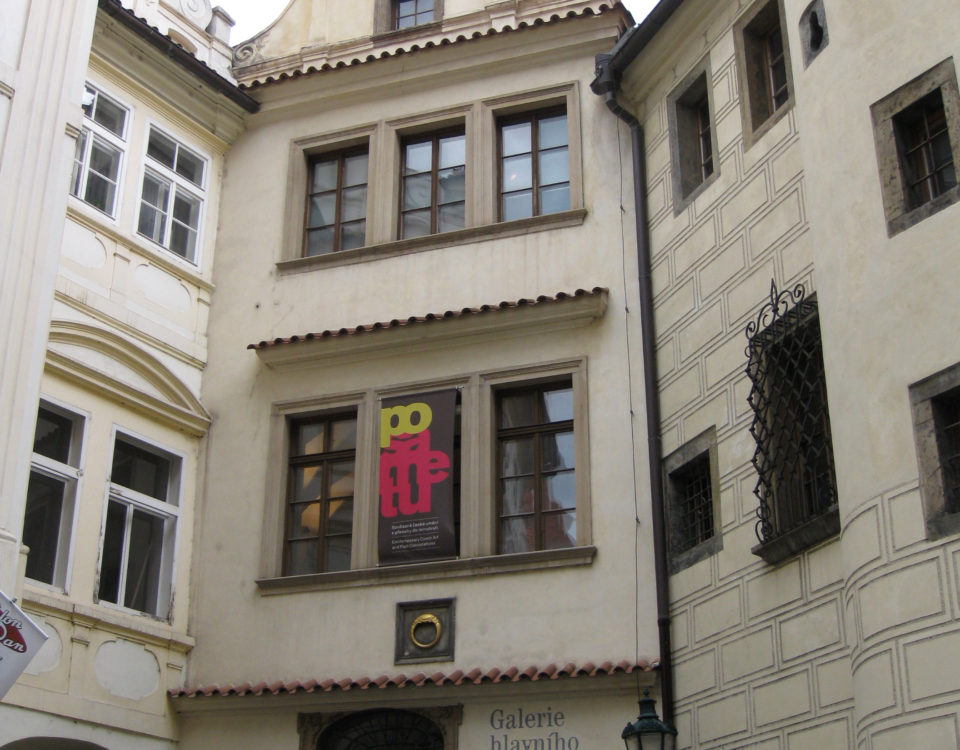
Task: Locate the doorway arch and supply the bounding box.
[318,708,444,750]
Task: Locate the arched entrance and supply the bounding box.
[318,709,444,750]
[2,740,108,750]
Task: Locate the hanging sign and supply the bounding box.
[0,590,47,699]
[378,389,457,564]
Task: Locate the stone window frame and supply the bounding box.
[276,84,586,274]
[662,427,722,573]
[299,706,462,750]
[256,358,594,593]
[667,54,719,213]
[909,361,960,540]
[733,0,795,151]
[871,57,960,237]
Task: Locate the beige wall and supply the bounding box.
[620,0,960,747]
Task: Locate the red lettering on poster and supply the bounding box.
[379,430,450,518]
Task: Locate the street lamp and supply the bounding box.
[621,691,677,750]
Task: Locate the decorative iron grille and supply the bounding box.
[319,709,444,750]
[671,452,714,554]
[745,280,837,544]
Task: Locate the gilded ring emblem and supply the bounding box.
[410,613,442,649]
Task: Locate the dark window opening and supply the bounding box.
[400,129,465,239]
[305,148,368,256]
[670,452,714,554]
[933,389,960,514]
[318,709,444,750]
[894,89,957,210]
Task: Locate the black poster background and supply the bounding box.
[378,389,457,564]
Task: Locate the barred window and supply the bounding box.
[932,390,960,514]
[670,453,714,554]
[746,281,839,563]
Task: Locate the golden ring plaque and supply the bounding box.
[410,613,442,649]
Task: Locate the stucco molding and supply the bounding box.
[45,320,210,436]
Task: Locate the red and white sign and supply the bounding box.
[0,590,47,699]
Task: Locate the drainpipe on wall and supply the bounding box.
[591,48,674,723]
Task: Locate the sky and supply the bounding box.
[217,0,660,44]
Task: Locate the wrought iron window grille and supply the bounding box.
[745,280,838,548]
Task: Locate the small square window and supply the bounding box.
[498,108,570,221]
[668,58,718,210]
[399,129,465,239]
[663,428,721,572]
[305,148,369,256]
[396,0,434,29]
[871,58,960,235]
[734,0,794,147]
[909,363,960,539]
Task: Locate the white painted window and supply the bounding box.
[137,126,206,263]
[70,84,128,216]
[23,402,85,589]
[98,433,181,619]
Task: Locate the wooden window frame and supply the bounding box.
[495,378,576,554]
[398,127,466,239]
[496,106,570,221]
[304,146,369,256]
[395,0,435,29]
[284,411,358,576]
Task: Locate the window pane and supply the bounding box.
[438,166,465,205]
[34,408,74,463]
[539,147,569,187]
[540,184,570,215]
[124,509,164,614]
[932,131,953,170]
[70,130,88,198]
[342,186,366,221]
[404,140,432,175]
[23,472,66,584]
[98,500,126,604]
[112,439,171,501]
[84,173,116,214]
[292,502,320,536]
[543,431,575,470]
[330,418,357,450]
[309,193,337,227]
[147,129,177,169]
[311,158,339,192]
[175,147,204,187]
[297,422,326,455]
[502,154,532,192]
[398,0,416,15]
[500,437,535,476]
[173,190,201,229]
[343,153,368,187]
[82,86,96,118]
[438,202,464,233]
[439,134,465,169]
[287,539,318,575]
[502,190,533,221]
[500,517,534,554]
[294,466,324,502]
[329,461,355,498]
[325,535,351,572]
[141,172,169,210]
[543,510,576,549]
[307,227,335,256]
[539,114,568,150]
[403,173,432,210]
[501,121,531,157]
[501,476,534,515]
[341,220,366,251]
[93,94,126,137]
[402,208,431,239]
[327,498,353,536]
[169,221,198,260]
[138,204,164,244]
[543,387,573,422]
[545,470,576,510]
[499,391,537,427]
[397,13,416,28]
[419,0,434,11]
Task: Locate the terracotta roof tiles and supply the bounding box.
[169,658,657,699]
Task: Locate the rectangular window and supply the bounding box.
[70,84,127,216]
[305,149,368,256]
[498,109,570,221]
[668,60,718,209]
[663,427,721,572]
[735,0,794,144]
[872,58,960,235]
[933,390,960,515]
[894,89,957,210]
[137,127,206,263]
[23,403,84,587]
[400,129,465,239]
[285,412,357,575]
[395,0,434,28]
[746,284,838,564]
[98,435,180,618]
[496,379,576,554]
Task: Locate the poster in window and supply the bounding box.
[378,389,457,564]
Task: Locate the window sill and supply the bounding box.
[372,21,443,44]
[886,184,960,237]
[670,534,722,574]
[256,545,596,594]
[751,505,840,565]
[276,209,588,275]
